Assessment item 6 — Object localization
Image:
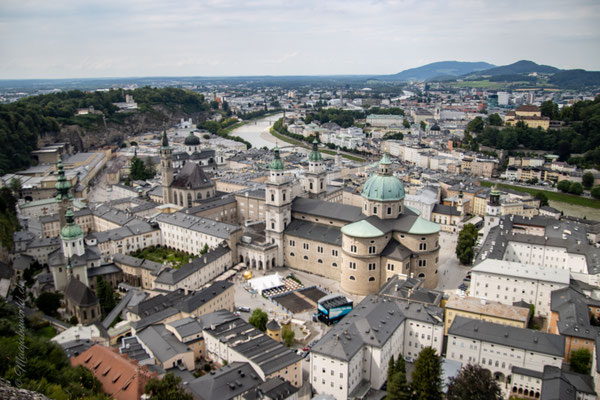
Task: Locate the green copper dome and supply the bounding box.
[308,139,322,162]
[362,175,405,201]
[269,147,285,171]
[184,132,200,146]
[61,208,83,239]
[361,154,404,201]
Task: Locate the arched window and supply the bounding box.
[318,259,323,263]
[310,182,313,190]
[271,194,275,201]
[197,192,202,200]
[373,206,378,214]
[387,207,392,215]
[332,263,337,267]
[368,277,375,281]
[418,273,425,278]
[187,193,192,206]
[349,276,355,280]
[290,252,295,257]
[303,255,309,260]
[320,181,323,189]
[283,193,286,201]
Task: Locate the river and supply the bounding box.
[230,113,284,149]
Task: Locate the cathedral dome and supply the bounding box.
[184,132,200,146]
[361,154,405,201]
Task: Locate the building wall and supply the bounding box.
[444,306,528,336]
[284,235,342,281]
[153,251,232,292]
[446,333,562,380]
[236,194,265,223]
[470,271,567,317]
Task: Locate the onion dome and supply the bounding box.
[184,131,200,146]
[269,147,285,171]
[61,208,83,239]
[308,139,323,162]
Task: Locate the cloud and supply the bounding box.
[0,0,598,78]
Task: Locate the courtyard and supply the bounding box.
[130,245,193,268]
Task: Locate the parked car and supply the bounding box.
[302,346,310,352]
[237,306,251,313]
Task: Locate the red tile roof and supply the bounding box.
[71,344,157,400]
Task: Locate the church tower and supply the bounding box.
[265,147,292,268]
[55,157,72,228]
[52,207,85,291]
[304,139,327,199]
[160,131,174,204]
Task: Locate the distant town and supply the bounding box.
[1,61,600,400]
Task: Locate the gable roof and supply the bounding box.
[71,344,157,400]
[171,162,214,189]
[187,362,263,400]
[64,278,98,307]
[448,316,565,357]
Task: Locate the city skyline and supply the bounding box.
[1,0,599,79]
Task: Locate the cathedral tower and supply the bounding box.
[160,131,174,204]
[305,139,327,199]
[265,147,292,268]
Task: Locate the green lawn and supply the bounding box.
[449,80,507,89]
[131,245,192,268]
[480,181,600,209]
[35,325,57,339]
[269,127,366,162]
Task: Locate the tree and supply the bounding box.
[411,347,443,400]
[446,364,502,400]
[129,156,146,180]
[403,119,410,129]
[8,177,22,195]
[200,244,209,254]
[35,292,63,317]
[591,186,600,199]
[455,224,478,266]
[249,308,268,331]
[486,113,503,126]
[569,182,584,195]
[571,349,592,375]
[130,141,138,146]
[540,100,559,119]
[420,121,427,131]
[466,116,484,134]
[96,277,117,318]
[534,192,549,207]
[387,356,412,400]
[145,372,193,400]
[387,355,396,384]
[557,180,572,192]
[281,324,294,347]
[583,172,595,189]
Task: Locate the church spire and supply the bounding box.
[161,131,170,148]
[55,157,72,200]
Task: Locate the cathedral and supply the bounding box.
[265,146,442,294]
[160,131,216,207]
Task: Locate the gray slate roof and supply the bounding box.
[171,162,214,189]
[291,197,364,223]
[154,245,231,285]
[448,316,565,357]
[284,219,342,246]
[186,362,263,400]
[137,324,191,363]
[155,212,240,239]
[311,295,443,362]
[64,278,98,307]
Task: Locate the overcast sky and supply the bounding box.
[1,0,599,79]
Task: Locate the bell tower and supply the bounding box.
[265,147,292,268]
[160,131,174,204]
[305,139,327,199]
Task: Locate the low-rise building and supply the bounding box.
[310,295,443,399]
[444,295,530,335]
[447,317,564,383]
[470,259,570,317]
[203,311,303,387]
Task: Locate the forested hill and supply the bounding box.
[0,88,210,175]
[464,96,600,168]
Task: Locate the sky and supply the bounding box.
[0,0,599,79]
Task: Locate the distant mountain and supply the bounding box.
[386,61,496,81]
[465,60,559,77]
